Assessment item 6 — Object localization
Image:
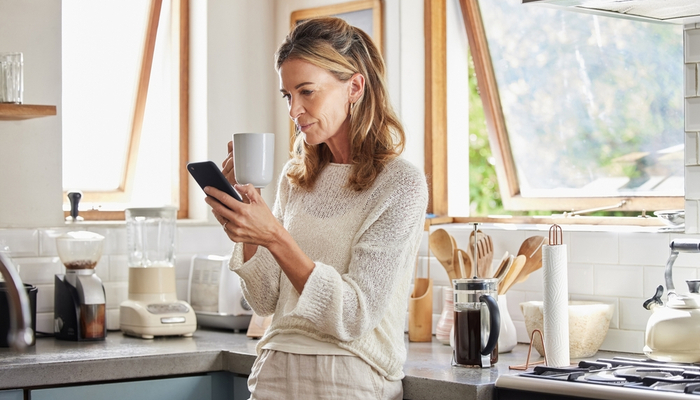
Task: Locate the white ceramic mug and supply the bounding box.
[233,133,275,188]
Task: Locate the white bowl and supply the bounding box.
[520,301,614,359]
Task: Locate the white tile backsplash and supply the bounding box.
[686,28,700,63]
[0,229,39,256]
[567,263,595,295]
[600,329,645,354]
[686,131,698,165]
[619,297,651,331]
[619,232,670,266]
[16,257,63,285]
[687,97,700,132]
[421,223,700,355]
[570,231,619,264]
[686,200,700,234]
[594,265,644,297]
[686,63,697,97]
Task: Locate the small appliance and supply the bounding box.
[119,207,196,339]
[187,255,253,331]
[0,282,37,347]
[54,231,106,341]
[643,239,700,363]
[451,277,500,368]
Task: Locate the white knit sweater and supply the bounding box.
[229,157,428,381]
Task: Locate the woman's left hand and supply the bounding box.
[205,184,281,248]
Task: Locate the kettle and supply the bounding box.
[643,239,700,363]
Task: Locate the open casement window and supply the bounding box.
[425,0,685,221]
[61,0,189,220]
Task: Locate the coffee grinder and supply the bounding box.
[54,231,106,341]
[119,207,196,339]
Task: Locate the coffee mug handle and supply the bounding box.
[479,294,500,356]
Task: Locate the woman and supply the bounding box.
[204,17,428,399]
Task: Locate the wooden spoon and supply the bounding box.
[495,255,515,284]
[499,255,526,294]
[456,249,473,279]
[492,251,509,279]
[514,236,546,284]
[429,229,457,280]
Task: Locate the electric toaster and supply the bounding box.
[187,254,253,331]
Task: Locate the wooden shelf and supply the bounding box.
[0,104,57,120]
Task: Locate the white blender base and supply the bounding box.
[120,299,197,339]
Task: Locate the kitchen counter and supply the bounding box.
[0,329,631,400]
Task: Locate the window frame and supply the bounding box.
[425,0,684,219]
[62,0,190,220]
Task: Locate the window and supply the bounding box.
[428,0,685,218]
[61,0,189,219]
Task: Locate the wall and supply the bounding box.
[0,0,64,228]
[685,23,700,233]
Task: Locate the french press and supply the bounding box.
[452,277,500,367]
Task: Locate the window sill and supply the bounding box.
[427,215,680,234]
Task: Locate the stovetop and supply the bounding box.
[496,357,700,400]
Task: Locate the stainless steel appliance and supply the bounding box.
[187,255,252,331]
[54,231,106,341]
[496,356,700,399]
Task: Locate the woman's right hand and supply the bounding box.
[222,140,237,185]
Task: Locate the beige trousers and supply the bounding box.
[247,349,403,400]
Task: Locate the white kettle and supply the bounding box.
[643,239,700,363]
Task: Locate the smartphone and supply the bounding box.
[187,161,243,203]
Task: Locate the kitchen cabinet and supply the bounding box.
[0,390,22,400]
[29,372,250,400]
[0,104,56,120]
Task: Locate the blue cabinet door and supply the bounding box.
[210,371,249,400]
[31,375,212,400]
[0,389,22,400]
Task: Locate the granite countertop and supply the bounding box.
[0,329,629,400]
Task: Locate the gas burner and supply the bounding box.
[497,357,700,399]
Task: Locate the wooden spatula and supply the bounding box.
[514,236,546,284]
[499,255,526,294]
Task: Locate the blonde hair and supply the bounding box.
[276,17,405,191]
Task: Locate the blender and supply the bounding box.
[54,231,106,341]
[119,207,196,339]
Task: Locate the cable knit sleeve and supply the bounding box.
[228,164,292,316]
[287,163,428,341]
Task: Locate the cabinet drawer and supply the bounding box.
[30,375,212,400]
[0,389,22,400]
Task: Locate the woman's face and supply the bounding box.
[279,59,352,147]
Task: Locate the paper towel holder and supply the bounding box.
[549,224,562,246]
[509,329,548,370]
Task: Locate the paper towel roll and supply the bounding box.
[542,244,569,367]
